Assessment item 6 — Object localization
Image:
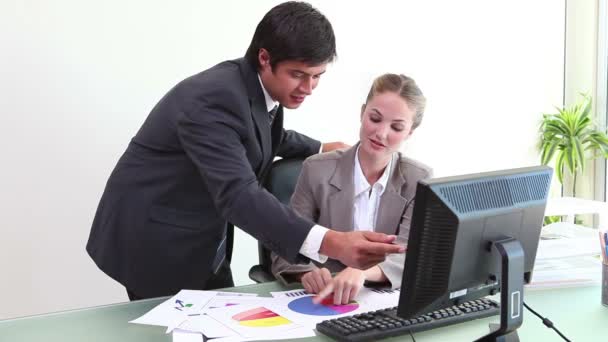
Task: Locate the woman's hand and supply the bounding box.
[301,268,332,294]
[314,267,366,305]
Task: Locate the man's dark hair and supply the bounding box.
[245,1,337,70]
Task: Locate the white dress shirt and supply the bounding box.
[353,146,392,231]
[258,75,328,263]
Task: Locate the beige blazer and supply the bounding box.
[271,144,433,288]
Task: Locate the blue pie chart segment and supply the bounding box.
[287,296,359,316]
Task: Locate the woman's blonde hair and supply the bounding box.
[365,74,426,129]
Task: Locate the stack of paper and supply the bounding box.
[130,290,263,341]
[527,223,603,290]
[130,287,400,341]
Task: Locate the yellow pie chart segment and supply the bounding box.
[239,315,291,327]
[232,307,291,327]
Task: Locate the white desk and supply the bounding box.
[0,283,606,341]
[545,196,608,227]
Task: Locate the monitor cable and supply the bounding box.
[408,329,416,342]
[523,301,571,341]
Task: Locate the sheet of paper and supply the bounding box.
[270,287,399,311]
[536,236,601,260]
[175,314,237,338]
[172,329,203,342]
[171,297,279,337]
[209,327,316,342]
[131,290,259,328]
[215,291,259,298]
[206,303,302,338]
[271,295,362,328]
[201,296,270,313]
[270,289,308,298]
[269,287,398,329]
[527,255,602,290]
[130,290,218,327]
[269,287,399,329]
[355,287,401,311]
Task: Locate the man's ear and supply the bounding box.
[258,48,271,71]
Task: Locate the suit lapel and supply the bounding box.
[241,59,272,175]
[328,146,357,231]
[270,107,284,155]
[375,153,408,234]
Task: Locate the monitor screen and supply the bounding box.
[397,166,552,319]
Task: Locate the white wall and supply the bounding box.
[0,0,565,319]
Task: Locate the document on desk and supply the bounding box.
[272,287,400,310]
[137,288,399,340]
[130,290,217,327]
[209,327,316,342]
[175,315,237,338]
[527,231,603,290]
[356,287,401,311]
[130,290,258,327]
[267,287,401,329]
[204,302,303,338]
[171,296,284,336]
[527,255,602,290]
[172,329,203,342]
[201,295,266,313]
[536,236,600,260]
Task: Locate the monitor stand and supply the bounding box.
[476,237,524,342]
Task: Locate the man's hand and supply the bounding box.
[319,230,405,269]
[321,141,350,153]
[313,267,366,305]
[301,268,332,295]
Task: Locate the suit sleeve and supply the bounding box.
[378,167,434,288]
[277,129,322,159]
[177,98,313,264]
[271,158,319,284]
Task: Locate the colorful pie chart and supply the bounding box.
[287,296,359,316]
[232,307,291,327]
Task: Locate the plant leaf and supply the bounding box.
[556,150,566,183]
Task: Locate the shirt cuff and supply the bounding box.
[299,225,329,263]
[318,143,323,154]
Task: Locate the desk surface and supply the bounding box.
[0,282,605,341]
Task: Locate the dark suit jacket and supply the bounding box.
[87,58,321,298]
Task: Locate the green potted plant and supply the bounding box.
[539,94,608,197]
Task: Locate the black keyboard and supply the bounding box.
[316,298,499,342]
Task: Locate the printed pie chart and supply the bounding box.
[287,296,359,316]
[232,307,291,327]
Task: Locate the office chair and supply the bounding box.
[248,157,306,283]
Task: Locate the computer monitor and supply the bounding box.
[397,165,552,341]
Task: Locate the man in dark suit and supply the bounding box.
[87,1,404,300]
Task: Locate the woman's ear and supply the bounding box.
[360,104,366,121]
[405,128,415,139]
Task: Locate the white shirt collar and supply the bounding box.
[257,74,278,112]
[353,145,392,197]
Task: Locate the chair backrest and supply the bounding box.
[258,157,306,272]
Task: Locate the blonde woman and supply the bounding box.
[271,73,433,304]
